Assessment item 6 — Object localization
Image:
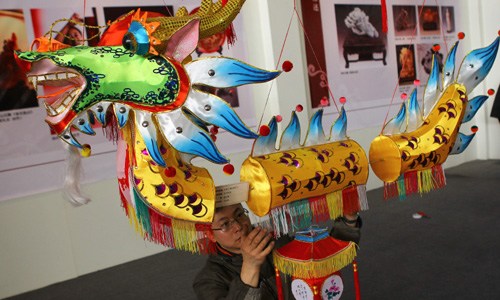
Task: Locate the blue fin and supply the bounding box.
[122,21,150,55]
[457,36,499,93]
[280,111,301,150]
[305,109,325,146]
[407,89,423,132]
[383,101,407,135]
[72,112,96,135]
[253,117,278,156]
[442,41,459,89]
[114,103,130,128]
[156,110,228,164]
[90,102,111,125]
[60,128,83,149]
[184,90,258,139]
[186,57,281,88]
[135,111,166,167]
[463,95,488,123]
[330,106,347,141]
[450,132,476,155]
[423,54,441,116]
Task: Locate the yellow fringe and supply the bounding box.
[326,191,343,220]
[273,242,357,278]
[418,169,434,194]
[172,219,199,253]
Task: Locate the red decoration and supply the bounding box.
[458,32,465,40]
[488,89,495,96]
[210,134,217,142]
[296,104,303,112]
[276,115,283,122]
[339,97,346,104]
[223,163,235,175]
[282,60,293,72]
[414,79,421,86]
[432,44,441,52]
[471,126,479,133]
[320,96,329,106]
[401,93,408,100]
[381,0,388,33]
[164,167,176,177]
[259,125,271,136]
[210,126,219,135]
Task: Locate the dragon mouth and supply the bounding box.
[26,59,85,124]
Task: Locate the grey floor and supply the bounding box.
[6,160,500,300]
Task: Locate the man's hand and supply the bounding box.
[240,227,275,287]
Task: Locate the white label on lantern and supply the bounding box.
[321,274,344,300]
[291,279,314,300]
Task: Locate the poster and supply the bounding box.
[0,0,251,201]
[301,0,461,129]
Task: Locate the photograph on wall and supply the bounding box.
[334,4,387,69]
[395,44,416,85]
[392,5,417,37]
[0,9,38,112]
[441,6,455,34]
[416,43,444,86]
[418,5,440,35]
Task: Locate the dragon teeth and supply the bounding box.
[67,73,77,78]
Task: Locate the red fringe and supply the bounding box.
[384,181,399,199]
[432,165,446,188]
[342,186,361,215]
[404,170,419,196]
[381,0,388,33]
[309,195,330,223]
[149,208,173,247]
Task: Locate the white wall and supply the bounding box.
[1,0,499,298]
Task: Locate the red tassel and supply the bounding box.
[353,260,361,300]
[404,170,419,196]
[222,0,237,46]
[381,0,388,33]
[275,267,284,300]
[342,186,361,215]
[432,165,446,188]
[383,181,398,199]
[309,195,330,223]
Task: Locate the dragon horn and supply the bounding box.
[148,0,245,51]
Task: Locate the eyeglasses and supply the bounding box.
[211,209,249,233]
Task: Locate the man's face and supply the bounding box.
[208,204,252,254]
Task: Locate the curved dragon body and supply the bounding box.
[369,36,499,198]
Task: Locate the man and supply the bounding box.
[193,184,361,299]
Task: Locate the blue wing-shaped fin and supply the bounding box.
[72,111,96,135]
[186,57,281,88]
[253,117,278,156]
[406,89,423,132]
[382,101,407,135]
[155,110,228,164]
[304,109,326,146]
[442,41,459,89]
[90,101,111,125]
[463,95,488,123]
[135,110,166,167]
[59,128,84,149]
[329,106,347,141]
[450,132,476,155]
[280,111,301,150]
[184,89,258,139]
[113,103,131,128]
[457,37,499,93]
[423,54,441,117]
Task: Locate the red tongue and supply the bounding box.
[13,51,31,73]
[38,85,75,106]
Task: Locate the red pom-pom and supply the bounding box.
[282,60,293,72]
[400,93,408,100]
[432,44,441,52]
[164,167,176,177]
[414,79,421,86]
[259,125,270,136]
[276,115,283,122]
[339,96,346,104]
[488,89,495,96]
[210,126,219,135]
[471,126,479,133]
[223,164,235,175]
[210,134,217,142]
[320,96,329,106]
[296,104,303,112]
[458,32,465,40]
[498,30,500,36]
